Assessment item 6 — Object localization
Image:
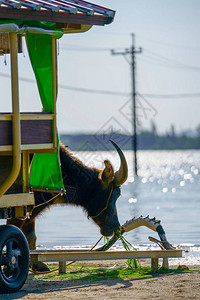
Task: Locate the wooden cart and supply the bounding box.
[0,1,115,293]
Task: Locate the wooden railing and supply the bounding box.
[0,113,56,153]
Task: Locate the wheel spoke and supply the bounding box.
[3,265,15,278]
[6,241,13,257]
[1,256,9,266]
[14,264,20,277]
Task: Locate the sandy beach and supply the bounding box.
[1,260,199,300]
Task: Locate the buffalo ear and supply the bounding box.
[101,160,115,189]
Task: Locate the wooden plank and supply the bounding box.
[21,143,54,151]
[21,119,52,144]
[30,250,182,262]
[0,146,12,152]
[0,119,53,145]
[20,114,54,120]
[0,120,12,145]
[0,114,54,121]
[0,193,35,208]
[0,115,12,121]
[0,144,55,153]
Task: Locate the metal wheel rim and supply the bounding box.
[0,237,23,283]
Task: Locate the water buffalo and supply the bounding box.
[7,140,128,270]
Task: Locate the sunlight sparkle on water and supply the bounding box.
[142,178,147,184]
[184,173,192,180]
[149,176,154,182]
[128,198,137,203]
[178,169,184,176]
[128,177,135,183]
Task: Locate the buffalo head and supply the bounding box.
[86,140,128,237]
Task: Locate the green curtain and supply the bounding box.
[26,33,64,191]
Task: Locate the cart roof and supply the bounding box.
[0,0,115,27]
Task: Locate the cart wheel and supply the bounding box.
[0,225,29,293]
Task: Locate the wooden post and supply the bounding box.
[151,258,159,274]
[52,38,57,148]
[22,151,29,193]
[162,258,169,268]
[0,32,21,199]
[59,261,66,274]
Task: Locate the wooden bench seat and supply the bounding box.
[30,249,182,274]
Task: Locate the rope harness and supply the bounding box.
[33,193,61,209]
[87,185,113,220]
[31,184,113,219]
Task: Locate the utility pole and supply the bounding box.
[111,33,142,176]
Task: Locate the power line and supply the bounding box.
[60,43,124,52]
[60,45,110,52]
[142,53,185,67]
[60,43,200,71]
[59,83,129,96]
[144,48,200,71]
[0,72,200,99]
[0,72,129,96]
[61,40,200,54]
[142,93,200,99]
[138,56,177,69]
[138,34,200,52]
[139,55,200,71]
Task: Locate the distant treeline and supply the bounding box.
[60,131,200,151]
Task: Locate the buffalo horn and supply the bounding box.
[110,140,128,186]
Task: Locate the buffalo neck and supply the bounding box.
[59,144,101,208]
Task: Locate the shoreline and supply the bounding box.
[1,261,200,299]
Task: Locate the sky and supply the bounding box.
[0,0,200,136]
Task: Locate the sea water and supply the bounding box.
[35,150,200,265]
[1,150,200,265]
